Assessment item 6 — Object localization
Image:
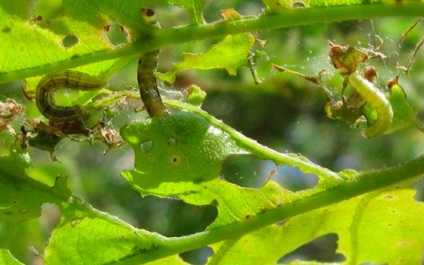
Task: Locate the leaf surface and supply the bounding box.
[0,151,70,222]
[0,249,24,265]
[44,198,166,265]
[157,33,255,84]
[121,109,424,264]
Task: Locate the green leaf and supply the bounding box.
[387,77,422,133]
[183,84,207,106]
[121,111,249,189]
[4,2,424,264]
[279,182,424,264]
[204,183,424,264]
[0,151,70,222]
[0,249,24,265]
[0,0,103,71]
[124,170,293,228]
[0,0,130,82]
[120,106,424,264]
[91,0,205,26]
[0,0,205,82]
[156,33,256,84]
[120,110,329,229]
[3,1,424,83]
[163,100,343,183]
[44,197,166,265]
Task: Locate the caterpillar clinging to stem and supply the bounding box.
[35,70,107,133]
[35,7,168,130]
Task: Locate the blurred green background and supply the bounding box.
[1,1,424,264]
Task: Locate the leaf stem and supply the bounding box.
[3,3,424,83]
[164,99,342,181]
[116,153,424,264]
[113,99,424,264]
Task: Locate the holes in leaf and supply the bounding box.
[170,155,181,165]
[167,137,178,146]
[221,154,263,188]
[292,1,307,8]
[155,6,191,28]
[179,246,213,265]
[139,140,153,153]
[278,233,346,264]
[271,165,318,192]
[105,23,128,46]
[135,197,217,237]
[221,155,318,191]
[41,203,61,232]
[62,35,78,48]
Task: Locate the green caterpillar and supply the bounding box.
[348,72,393,138]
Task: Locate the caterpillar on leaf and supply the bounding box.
[348,71,393,138]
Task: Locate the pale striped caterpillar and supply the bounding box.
[36,70,107,133]
[137,8,169,117]
[348,72,393,138]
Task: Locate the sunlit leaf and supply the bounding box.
[279,182,424,264]
[0,151,70,222]
[387,76,422,133]
[90,0,205,26]
[44,197,165,265]
[121,109,424,264]
[0,249,24,265]
[0,0,123,78]
[2,1,424,264]
[120,111,249,186]
[157,33,255,84]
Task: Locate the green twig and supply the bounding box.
[116,150,424,264]
[112,99,424,264]
[2,3,424,83]
[164,99,343,182]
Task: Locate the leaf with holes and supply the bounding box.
[121,112,289,223]
[0,151,70,222]
[44,197,169,265]
[120,109,424,264]
[0,0,127,82]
